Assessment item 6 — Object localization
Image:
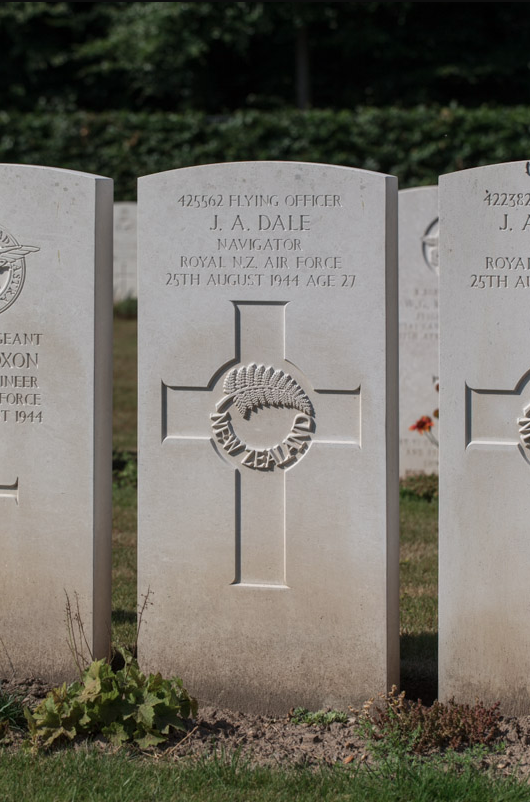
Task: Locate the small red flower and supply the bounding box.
[409,416,434,434]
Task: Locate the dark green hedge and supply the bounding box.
[2,105,530,200]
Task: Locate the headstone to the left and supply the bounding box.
[0,165,113,681]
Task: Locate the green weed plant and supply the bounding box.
[114,297,137,320]
[358,686,501,756]
[112,449,138,488]
[25,648,197,750]
[289,707,349,727]
[400,473,438,502]
[0,688,25,738]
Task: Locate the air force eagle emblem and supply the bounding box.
[0,226,40,313]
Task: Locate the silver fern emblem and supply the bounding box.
[222,363,314,419]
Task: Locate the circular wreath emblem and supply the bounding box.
[518,403,530,451]
[421,218,439,276]
[0,226,40,314]
[210,363,315,471]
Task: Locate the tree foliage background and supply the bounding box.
[1,2,529,197]
[1,2,528,112]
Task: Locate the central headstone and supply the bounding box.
[138,162,399,713]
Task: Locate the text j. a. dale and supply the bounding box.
[209,214,310,232]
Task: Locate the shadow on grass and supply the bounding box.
[400,632,437,705]
[112,609,136,626]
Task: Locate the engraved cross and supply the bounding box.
[0,478,18,504]
[162,301,361,587]
[465,371,530,462]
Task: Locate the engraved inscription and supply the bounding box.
[479,182,530,234]
[399,286,438,343]
[471,256,530,289]
[0,332,43,423]
[484,190,530,208]
[463,171,530,288]
[485,257,530,270]
[469,273,530,289]
[165,192,354,291]
[470,274,508,289]
[210,363,315,471]
[0,226,40,313]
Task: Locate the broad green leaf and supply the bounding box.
[134,729,166,749]
[102,721,129,746]
[23,650,196,750]
[23,708,36,734]
[153,709,187,734]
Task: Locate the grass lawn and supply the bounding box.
[400,493,438,704]
[111,316,138,648]
[4,314,524,801]
[113,316,137,454]
[1,749,529,802]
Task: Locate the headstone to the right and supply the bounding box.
[398,186,439,476]
[113,202,137,301]
[439,161,530,713]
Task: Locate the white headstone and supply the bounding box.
[113,202,137,301]
[398,187,439,476]
[0,165,113,681]
[439,160,530,713]
[138,162,399,714]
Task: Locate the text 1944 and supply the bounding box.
[1,410,42,423]
[166,273,357,288]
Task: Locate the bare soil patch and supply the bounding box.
[4,675,530,776]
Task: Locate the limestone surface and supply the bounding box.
[113,202,137,301]
[439,161,530,713]
[138,162,399,714]
[0,164,113,681]
[398,186,439,476]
